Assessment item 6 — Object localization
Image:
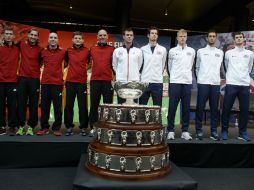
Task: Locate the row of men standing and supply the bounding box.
[169,29,253,141]
[112,27,254,141]
[0,27,115,136]
[0,26,253,141]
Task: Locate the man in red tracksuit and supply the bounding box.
[16,28,42,136]
[36,32,65,136]
[64,31,90,136]
[0,26,19,136]
[89,29,114,132]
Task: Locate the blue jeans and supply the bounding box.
[195,84,220,133]
[140,83,163,107]
[167,83,191,132]
[221,84,249,134]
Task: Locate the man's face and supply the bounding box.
[177,32,187,46]
[28,30,39,44]
[97,29,108,44]
[123,31,134,44]
[3,30,14,43]
[48,33,59,46]
[207,32,216,46]
[234,34,244,46]
[148,29,158,42]
[72,34,84,46]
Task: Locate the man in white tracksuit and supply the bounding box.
[112,27,143,104]
[140,26,167,107]
[195,30,224,141]
[167,29,195,140]
[221,32,254,141]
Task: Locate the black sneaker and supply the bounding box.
[0,127,6,135]
[65,128,73,136]
[238,133,251,142]
[7,127,16,136]
[221,130,228,140]
[196,133,203,140]
[80,128,87,136]
[210,132,220,141]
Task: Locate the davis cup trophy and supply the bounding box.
[113,81,148,105]
[85,81,171,180]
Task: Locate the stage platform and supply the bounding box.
[0,125,254,169]
[1,124,254,190]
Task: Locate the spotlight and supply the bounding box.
[69,0,73,9]
[164,9,168,16]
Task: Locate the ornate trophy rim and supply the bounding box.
[112,81,149,105]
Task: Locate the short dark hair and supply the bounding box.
[232,32,244,39]
[3,26,14,33]
[147,26,159,35]
[72,31,83,38]
[28,28,39,36]
[122,27,133,35]
[207,29,217,37]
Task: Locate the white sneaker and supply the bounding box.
[167,132,175,140]
[181,132,192,140]
[89,129,95,137]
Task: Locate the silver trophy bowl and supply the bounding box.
[113,81,148,105]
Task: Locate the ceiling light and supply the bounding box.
[69,0,73,9]
[164,9,168,16]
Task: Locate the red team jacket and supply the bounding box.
[0,43,19,82]
[90,44,114,81]
[40,47,65,85]
[18,41,42,79]
[65,46,90,84]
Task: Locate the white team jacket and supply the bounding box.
[196,45,224,85]
[140,43,167,83]
[224,47,254,86]
[112,46,143,81]
[168,44,195,84]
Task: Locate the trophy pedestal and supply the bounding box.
[75,154,197,189]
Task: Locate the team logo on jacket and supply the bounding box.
[157,51,162,55]
[186,52,192,56]
[215,53,220,57]
[243,54,249,58]
[118,51,123,56]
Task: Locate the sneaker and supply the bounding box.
[7,128,16,136]
[36,128,49,136]
[65,128,73,136]
[0,127,6,135]
[16,127,25,136]
[196,132,203,140]
[238,133,251,142]
[80,128,87,136]
[167,132,175,140]
[181,132,192,140]
[210,132,220,141]
[89,129,95,137]
[53,130,62,136]
[221,130,228,140]
[26,127,34,136]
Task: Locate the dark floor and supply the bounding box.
[182,167,254,190]
[0,166,253,190]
